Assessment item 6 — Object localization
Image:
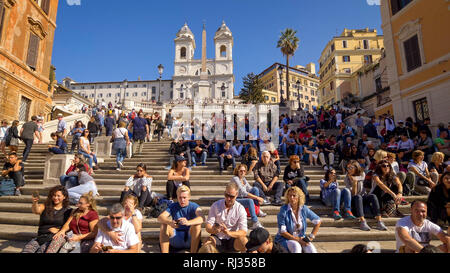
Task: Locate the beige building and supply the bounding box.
[380,0,450,131]
[318,28,384,107]
[0,0,59,122]
[258,62,319,111]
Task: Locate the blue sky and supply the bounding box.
[53,0,382,95]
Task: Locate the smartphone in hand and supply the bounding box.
[302,236,311,243]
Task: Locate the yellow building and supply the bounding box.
[258,63,320,111]
[0,0,59,122]
[380,0,450,131]
[318,28,384,107]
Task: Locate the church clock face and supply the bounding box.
[178,66,187,74]
[219,64,228,74]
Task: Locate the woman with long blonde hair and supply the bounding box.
[274,187,321,253]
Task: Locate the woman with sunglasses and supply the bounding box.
[275,186,321,253]
[283,155,310,202]
[167,155,191,200]
[232,164,267,230]
[370,160,404,217]
[50,191,99,253]
[320,169,355,220]
[79,129,98,173]
[345,160,387,231]
[119,163,154,210]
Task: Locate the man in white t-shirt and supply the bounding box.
[203,183,248,253]
[395,201,449,253]
[90,203,139,253]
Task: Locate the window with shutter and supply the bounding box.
[391,0,400,15]
[404,35,421,72]
[41,0,50,15]
[26,33,40,70]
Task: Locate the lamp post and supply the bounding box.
[157,64,164,105]
[122,79,128,106]
[296,80,301,111]
[278,65,285,106]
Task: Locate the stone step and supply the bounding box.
[0,211,404,229]
[0,224,400,243]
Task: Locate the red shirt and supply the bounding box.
[65,163,92,175]
[69,210,99,235]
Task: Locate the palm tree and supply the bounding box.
[277,28,300,103]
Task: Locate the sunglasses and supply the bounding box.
[239,170,246,172]
[110,216,123,220]
[224,192,237,199]
[136,169,145,173]
[381,164,390,168]
[347,166,355,170]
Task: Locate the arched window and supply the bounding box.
[180,47,186,59]
[220,45,227,57]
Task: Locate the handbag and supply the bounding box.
[0,178,16,196]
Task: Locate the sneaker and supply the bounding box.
[116,168,121,171]
[323,165,329,171]
[164,166,171,170]
[360,220,371,231]
[192,163,197,167]
[251,221,264,230]
[14,189,21,196]
[400,198,409,206]
[201,163,206,166]
[344,210,356,220]
[257,210,267,217]
[272,200,283,206]
[333,210,342,220]
[118,161,124,168]
[219,169,223,175]
[262,198,271,206]
[376,221,388,231]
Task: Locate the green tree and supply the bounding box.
[239,73,265,104]
[277,28,300,102]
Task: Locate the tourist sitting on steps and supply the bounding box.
[283,155,310,202]
[427,171,450,227]
[405,150,435,195]
[22,186,72,253]
[2,152,25,196]
[60,154,91,190]
[98,195,143,253]
[48,191,99,253]
[90,203,139,253]
[231,164,267,230]
[66,164,99,205]
[158,185,203,253]
[253,151,283,206]
[395,200,449,253]
[275,186,321,253]
[166,155,191,201]
[345,160,387,231]
[218,142,238,175]
[48,132,67,154]
[320,169,356,220]
[190,140,207,167]
[119,163,154,210]
[203,183,248,253]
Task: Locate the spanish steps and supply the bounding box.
[0,133,433,253]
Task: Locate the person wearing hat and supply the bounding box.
[56,113,68,138]
[246,227,288,253]
[393,120,407,138]
[166,155,191,200]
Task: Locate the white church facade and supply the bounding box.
[172,22,235,101]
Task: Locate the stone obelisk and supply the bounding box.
[197,22,210,101]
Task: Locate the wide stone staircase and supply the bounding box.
[0,137,430,253]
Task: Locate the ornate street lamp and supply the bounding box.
[157,64,164,105]
[296,80,301,111]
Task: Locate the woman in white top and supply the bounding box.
[79,129,98,173]
[406,150,435,195]
[120,163,154,210]
[111,122,130,171]
[345,160,387,231]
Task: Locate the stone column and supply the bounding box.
[94,136,112,158]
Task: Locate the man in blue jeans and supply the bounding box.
[20,116,39,163]
[218,142,238,175]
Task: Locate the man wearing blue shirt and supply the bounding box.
[158,186,203,253]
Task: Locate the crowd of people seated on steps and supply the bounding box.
[1,103,450,253]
